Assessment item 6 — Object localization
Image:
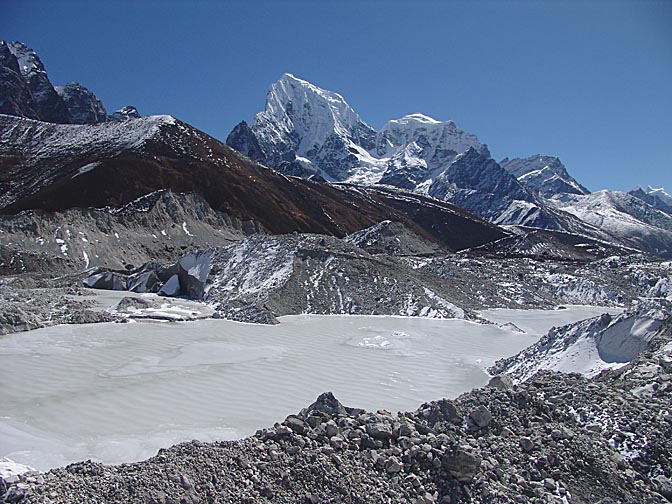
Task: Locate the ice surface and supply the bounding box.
[0,307,609,471]
[478,305,624,336]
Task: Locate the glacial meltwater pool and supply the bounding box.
[0,306,620,470]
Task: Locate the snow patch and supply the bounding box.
[182,222,194,237]
[0,457,37,480]
[72,162,100,178]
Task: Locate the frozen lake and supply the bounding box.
[0,306,619,471]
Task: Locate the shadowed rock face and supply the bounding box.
[176,250,213,300]
[0,41,40,119]
[5,41,73,124]
[55,83,108,124]
[0,114,507,253]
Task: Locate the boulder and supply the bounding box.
[284,416,307,435]
[177,250,213,300]
[115,297,154,311]
[83,270,126,290]
[158,274,180,297]
[469,406,493,428]
[366,422,393,441]
[305,392,347,417]
[126,270,161,293]
[653,475,672,500]
[385,457,402,474]
[487,375,514,390]
[442,447,482,483]
[424,399,461,425]
[520,437,534,452]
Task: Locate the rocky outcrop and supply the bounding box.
[0,190,252,270]
[206,234,468,322]
[0,39,125,125]
[5,41,72,124]
[55,83,107,124]
[0,41,39,119]
[0,282,114,336]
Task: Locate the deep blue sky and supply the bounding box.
[3,0,671,192]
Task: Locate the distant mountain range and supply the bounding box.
[227,73,672,257]
[1,42,671,258]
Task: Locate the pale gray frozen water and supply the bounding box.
[0,306,615,470]
[478,305,623,335]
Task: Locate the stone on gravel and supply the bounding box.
[520,437,534,452]
[487,375,513,390]
[305,392,347,417]
[385,457,402,474]
[366,422,393,441]
[442,447,482,483]
[468,406,492,428]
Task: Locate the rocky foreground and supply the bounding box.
[3,361,672,504]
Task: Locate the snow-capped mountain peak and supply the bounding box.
[268,73,355,120]
[377,112,485,159]
[227,73,379,181]
[392,113,441,125]
[646,185,672,207]
[228,74,488,187]
[628,186,672,216]
[257,72,375,159]
[500,154,589,198]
